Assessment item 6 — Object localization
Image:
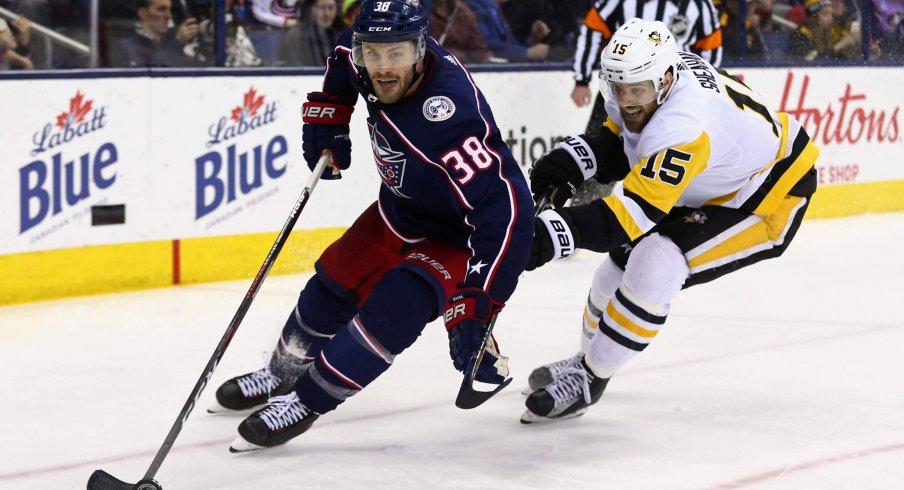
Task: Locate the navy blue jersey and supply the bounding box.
[319,33,533,303]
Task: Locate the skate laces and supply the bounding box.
[258,392,311,430]
[546,364,592,406]
[545,352,584,378]
[235,352,281,398]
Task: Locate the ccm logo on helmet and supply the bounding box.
[369,26,392,31]
[302,106,336,118]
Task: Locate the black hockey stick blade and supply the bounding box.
[455,370,513,409]
[455,313,512,409]
[88,470,161,490]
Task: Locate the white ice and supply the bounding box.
[1,212,903,490]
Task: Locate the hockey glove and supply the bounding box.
[529,135,598,208]
[444,287,509,384]
[526,209,580,271]
[302,91,355,180]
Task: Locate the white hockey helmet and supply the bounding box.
[599,18,681,105]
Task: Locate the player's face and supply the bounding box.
[362,41,421,104]
[610,72,673,132]
[610,80,658,132]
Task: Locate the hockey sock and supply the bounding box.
[294,269,437,414]
[584,234,687,378]
[270,275,357,380]
[582,258,625,352]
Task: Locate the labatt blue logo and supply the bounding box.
[19,91,117,233]
[195,86,287,219]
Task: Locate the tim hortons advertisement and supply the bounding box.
[735,67,902,187]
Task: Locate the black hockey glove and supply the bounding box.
[525,209,580,271]
[444,286,509,384]
[302,91,355,180]
[529,135,598,208]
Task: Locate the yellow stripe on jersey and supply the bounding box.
[603,116,622,136]
[606,302,659,339]
[687,195,806,272]
[624,132,711,213]
[602,193,648,240]
[751,116,819,216]
[603,132,712,240]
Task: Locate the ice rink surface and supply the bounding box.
[2,212,903,490]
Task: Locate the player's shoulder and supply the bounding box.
[400,47,485,127]
[637,79,709,155]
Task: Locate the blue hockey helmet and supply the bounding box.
[351,0,428,69]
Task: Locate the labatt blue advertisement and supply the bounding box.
[194,86,288,227]
[18,90,120,239]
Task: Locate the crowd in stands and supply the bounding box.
[0,0,901,70]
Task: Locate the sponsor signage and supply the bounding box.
[1,67,902,256]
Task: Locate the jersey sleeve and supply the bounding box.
[448,133,533,304]
[320,30,359,100]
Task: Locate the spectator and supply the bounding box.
[108,0,202,67]
[0,15,33,69]
[501,0,588,61]
[279,0,343,66]
[787,0,858,60]
[466,0,549,62]
[721,0,774,59]
[829,0,862,58]
[872,0,904,60]
[252,0,300,28]
[185,0,262,66]
[431,0,492,63]
[0,0,84,67]
[340,0,361,28]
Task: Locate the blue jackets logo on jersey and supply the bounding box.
[369,123,411,198]
[423,96,455,121]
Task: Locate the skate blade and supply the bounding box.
[519,408,587,425]
[229,436,267,453]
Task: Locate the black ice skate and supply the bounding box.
[229,392,320,452]
[526,352,585,392]
[521,356,609,424]
[208,366,294,414]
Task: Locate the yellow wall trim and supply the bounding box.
[807,180,904,219]
[1,228,345,306]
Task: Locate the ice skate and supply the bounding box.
[208,366,294,414]
[229,392,320,452]
[525,352,585,393]
[521,356,609,424]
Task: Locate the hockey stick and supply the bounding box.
[454,189,554,409]
[87,154,332,490]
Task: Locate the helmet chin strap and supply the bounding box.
[400,56,426,97]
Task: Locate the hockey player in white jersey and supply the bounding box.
[521,18,819,423]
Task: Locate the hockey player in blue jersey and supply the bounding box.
[212,0,534,451]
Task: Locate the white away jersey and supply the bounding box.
[601,52,819,241]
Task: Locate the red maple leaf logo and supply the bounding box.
[56,91,93,129]
[231,87,265,122]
